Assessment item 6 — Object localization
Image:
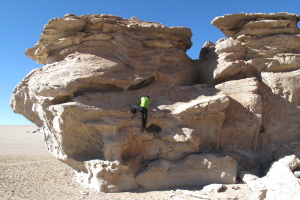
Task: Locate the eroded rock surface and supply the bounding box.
[243,155,300,200]
[11,12,300,193]
[135,153,237,190]
[198,12,300,172]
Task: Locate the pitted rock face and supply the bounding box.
[11,12,300,193]
[211,12,300,38]
[196,14,300,171]
[25,13,193,65]
[11,14,233,192]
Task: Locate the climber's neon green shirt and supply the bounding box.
[140,97,150,109]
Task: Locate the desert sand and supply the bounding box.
[0,125,250,200]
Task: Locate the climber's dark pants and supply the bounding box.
[132,105,148,129]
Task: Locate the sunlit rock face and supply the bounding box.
[198,12,300,170]
[11,12,300,192]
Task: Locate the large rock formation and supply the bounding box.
[242,155,300,200]
[11,12,300,193]
[198,12,300,172]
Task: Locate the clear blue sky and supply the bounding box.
[0,0,299,125]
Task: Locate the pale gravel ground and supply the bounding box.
[0,125,251,200]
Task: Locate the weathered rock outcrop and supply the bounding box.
[198,12,300,172]
[242,155,300,200]
[135,153,237,190]
[11,12,300,193]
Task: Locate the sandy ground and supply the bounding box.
[0,125,251,200]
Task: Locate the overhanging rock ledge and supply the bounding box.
[11,13,300,193]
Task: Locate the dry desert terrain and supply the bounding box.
[0,125,250,200]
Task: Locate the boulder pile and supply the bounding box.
[11,12,300,195]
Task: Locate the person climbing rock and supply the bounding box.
[131,95,151,132]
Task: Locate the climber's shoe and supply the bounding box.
[131,114,137,120]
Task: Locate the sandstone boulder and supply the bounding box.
[135,153,237,190]
[211,12,300,38]
[11,14,233,192]
[199,12,300,85]
[262,69,300,105]
[215,78,262,152]
[197,12,300,174]
[11,12,300,193]
[244,155,300,200]
[25,13,193,65]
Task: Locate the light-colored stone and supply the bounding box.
[210,38,246,84]
[11,12,300,193]
[215,38,245,58]
[246,155,300,200]
[202,184,227,193]
[198,13,300,169]
[294,171,300,178]
[259,71,300,147]
[262,69,300,106]
[212,12,300,38]
[168,184,251,200]
[25,14,192,65]
[11,14,230,192]
[200,13,300,85]
[240,171,259,184]
[213,60,247,81]
[216,78,262,152]
[75,160,140,192]
[135,154,237,190]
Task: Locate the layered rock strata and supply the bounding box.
[198,12,300,171]
[11,12,300,192]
